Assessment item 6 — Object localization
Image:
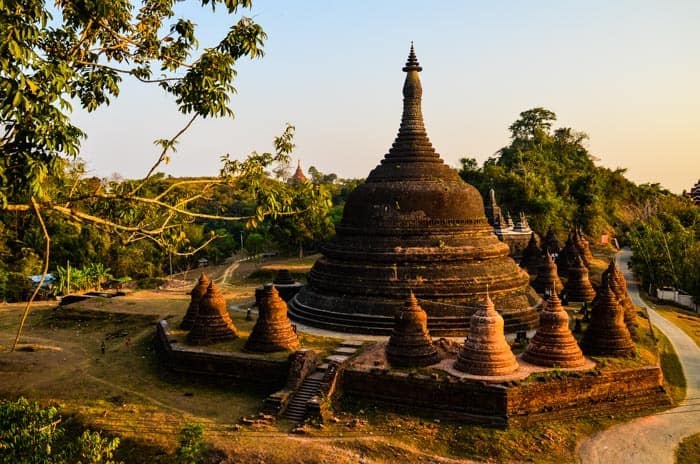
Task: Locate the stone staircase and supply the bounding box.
[282,340,363,422]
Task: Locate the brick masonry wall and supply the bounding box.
[340,365,670,426]
[156,321,289,389]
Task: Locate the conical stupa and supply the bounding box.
[454,294,519,376]
[580,280,635,357]
[288,160,308,184]
[605,260,638,334]
[532,252,564,295]
[245,284,301,352]
[187,282,238,345]
[564,255,596,302]
[543,228,562,255]
[520,233,542,275]
[289,45,540,336]
[386,292,440,367]
[573,229,593,267]
[180,273,210,330]
[522,291,586,368]
[556,235,580,278]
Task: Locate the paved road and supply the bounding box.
[578,248,700,463]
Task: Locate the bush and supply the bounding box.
[175,422,207,464]
[0,398,121,464]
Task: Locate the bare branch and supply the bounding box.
[130,114,199,196]
[11,198,50,352]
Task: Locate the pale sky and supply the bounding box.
[73,0,700,194]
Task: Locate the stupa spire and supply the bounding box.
[402,42,422,72]
[384,43,438,162]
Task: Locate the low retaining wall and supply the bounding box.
[341,365,669,427]
[156,320,289,389]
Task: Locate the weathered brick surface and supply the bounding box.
[156,321,288,389]
[340,364,669,426]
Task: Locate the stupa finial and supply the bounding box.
[403,42,422,72]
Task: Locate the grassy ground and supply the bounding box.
[0,252,684,463]
[676,433,700,464]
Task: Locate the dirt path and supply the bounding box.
[577,248,700,463]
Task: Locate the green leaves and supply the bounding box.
[0,398,122,464]
[0,0,266,206]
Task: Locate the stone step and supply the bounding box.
[332,346,358,355]
[308,371,325,381]
[340,340,364,348]
[282,370,325,422]
[316,363,330,371]
[324,354,350,363]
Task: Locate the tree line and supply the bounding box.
[460,107,699,303]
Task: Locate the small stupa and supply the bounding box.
[245,284,301,352]
[564,255,596,302]
[573,229,593,267]
[543,228,562,255]
[386,292,440,367]
[522,291,586,368]
[519,233,542,275]
[180,273,210,330]
[187,282,238,345]
[605,260,638,334]
[532,252,564,295]
[556,235,580,278]
[454,293,519,376]
[580,280,635,357]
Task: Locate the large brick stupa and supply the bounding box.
[288,46,540,336]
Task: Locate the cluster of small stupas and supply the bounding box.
[182,272,300,353]
[580,276,636,357]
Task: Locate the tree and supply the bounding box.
[0,1,326,350]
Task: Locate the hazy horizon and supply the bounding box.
[72,1,699,194]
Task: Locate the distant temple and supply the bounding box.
[288,160,308,184]
[484,189,533,258]
[689,179,700,204]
